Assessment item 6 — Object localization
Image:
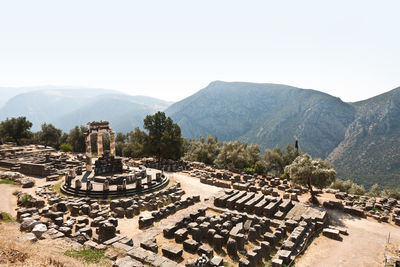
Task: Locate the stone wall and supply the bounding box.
[20,163,51,177]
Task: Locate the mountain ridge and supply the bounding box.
[1,82,400,188]
[0,89,172,132]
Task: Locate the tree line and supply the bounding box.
[0,114,317,177]
[2,114,400,200]
[0,112,182,161]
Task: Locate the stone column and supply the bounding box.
[86,135,92,172]
[136,178,142,189]
[97,133,103,157]
[110,131,116,156]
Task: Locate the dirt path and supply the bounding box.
[170,172,223,199]
[296,210,400,267]
[0,184,19,216]
[0,177,59,216]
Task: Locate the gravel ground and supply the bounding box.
[296,209,400,267]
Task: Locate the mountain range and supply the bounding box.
[1,82,399,188]
[0,88,172,132]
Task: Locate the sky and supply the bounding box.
[0,0,399,102]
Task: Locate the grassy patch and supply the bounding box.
[19,194,32,207]
[0,212,14,222]
[64,248,107,264]
[51,181,66,197]
[0,179,17,185]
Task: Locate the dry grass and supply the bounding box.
[0,223,111,267]
[51,181,66,197]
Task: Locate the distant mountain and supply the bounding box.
[0,89,172,132]
[328,87,400,188]
[0,86,115,108]
[166,81,400,188]
[166,81,355,158]
[2,82,400,188]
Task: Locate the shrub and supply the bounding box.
[254,161,266,174]
[381,188,400,200]
[367,184,381,197]
[60,143,73,152]
[19,193,32,207]
[348,183,365,195]
[330,179,365,195]
[244,168,255,174]
[0,212,14,222]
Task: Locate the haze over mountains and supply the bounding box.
[0,88,172,133]
[1,81,399,188]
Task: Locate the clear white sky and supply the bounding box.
[0,0,399,102]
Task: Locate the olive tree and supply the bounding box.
[38,123,62,148]
[0,117,32,145]
[285,154,336,203]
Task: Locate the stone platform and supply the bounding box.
[60,170,169,199]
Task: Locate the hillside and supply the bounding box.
[166,81,355,159]
[327,87,400,188]
[2,82,400,188]
[0,89,172,132]
[166,81,400,188]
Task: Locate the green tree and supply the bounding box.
[67,125,88,153]
[60,143,73,152]
[264,144,300,175]
[215,141,260,170]
[285,154,336,203]
[254,161,266,174]
[115,132,127,143]
[123,127,147,158]
[367,184,381,197]
[0,117,32,145]
[38,123,62,148]
[143,112,183,161]
[59,132,69,145]
[183,135,221,165]
[264,147,285,175]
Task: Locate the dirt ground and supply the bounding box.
[296,209,400,267]
[0,177,59,217]
[170,172,223,199]
[0,222,110,267]
[2,172,400,267]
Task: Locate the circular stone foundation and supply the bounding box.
[60,169,169,199]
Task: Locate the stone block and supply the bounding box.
[174,228,189,243]
[32,223,47,239]
[198,244,213,258]
[272,258,283,267]
[112,242,132,252]
[227,238,238,257]
[183,239,200,253]
[162,246,183,262]
[322,228,340,240]
[163,225,178,238]
[140,239,158,253]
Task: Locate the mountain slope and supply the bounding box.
[166,81,355,158]
[52,94,170,132]
[327,87,400,188]
[0,89,171,132]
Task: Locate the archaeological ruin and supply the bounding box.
[1,121,400,267]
